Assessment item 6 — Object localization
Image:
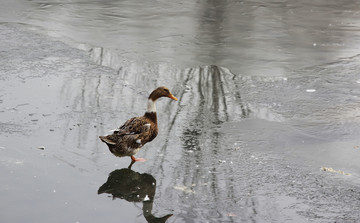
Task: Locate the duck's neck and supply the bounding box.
[146,99,156,113]
[145,99,157,123]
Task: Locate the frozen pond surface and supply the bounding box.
[1,0,360,222]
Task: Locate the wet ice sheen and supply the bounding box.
[3,0,360,75]
[1,1,360,223]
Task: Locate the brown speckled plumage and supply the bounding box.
[99,86,177,162]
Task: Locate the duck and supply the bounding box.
[99,86,178,162]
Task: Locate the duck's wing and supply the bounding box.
[115,117,151,136]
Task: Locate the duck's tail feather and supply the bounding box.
[99,135,116,145]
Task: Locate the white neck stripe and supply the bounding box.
[147,99,156,113]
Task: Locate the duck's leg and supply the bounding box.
[131,155,146,162]
[128,160,136,169]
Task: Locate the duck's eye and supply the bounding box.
[164,89,169,93]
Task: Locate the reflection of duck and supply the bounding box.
[99,86,177,162]
[98,168,173,223]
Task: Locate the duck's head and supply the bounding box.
[149,86,178,101]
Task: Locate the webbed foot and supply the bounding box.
[131,155,146,162]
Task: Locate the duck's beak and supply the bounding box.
[168,93,178,101]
